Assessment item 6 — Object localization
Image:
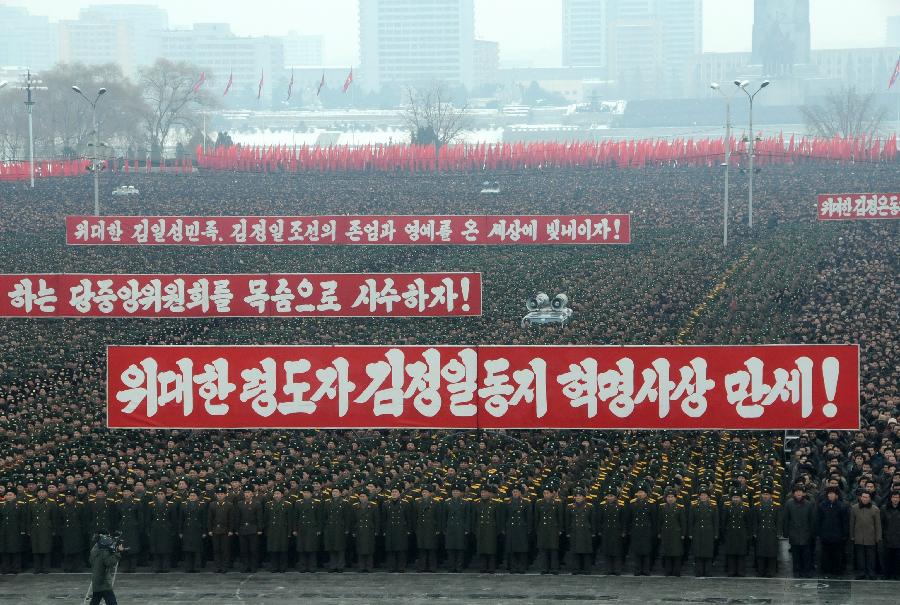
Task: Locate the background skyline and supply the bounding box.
[5,0,898,68]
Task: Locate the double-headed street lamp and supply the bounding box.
[710,82,738,249]
[71,85,107,216]
[734,79,769,228]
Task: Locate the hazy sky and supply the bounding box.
[7,0,899,66]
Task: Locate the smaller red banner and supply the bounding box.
[65,215,631,245]
[0,273,481,318]
[817,193,900,220]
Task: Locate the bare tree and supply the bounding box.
[139,58,217,161]
[401,84,469,159]
[801,86,888,138]
[0,88,27,161]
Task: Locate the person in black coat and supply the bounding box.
[881,491,900,580]
[783,483,817,578]
[816,486,849,578]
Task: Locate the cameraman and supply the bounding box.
[89,535,123,605]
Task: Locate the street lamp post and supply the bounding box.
[19,71,46,188]
[710,82,737,248]
[734,79,769,228]
[71,85,107,216]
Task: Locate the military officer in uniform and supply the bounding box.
[180,490,206,572]
[566,487,595,574]
[689,485,718,577]
[414,485,440,572]
[595,488,626,575]
[753,485,781,578]
[474,485,502,573]
[721,490,751,577]
[207,487,234,573]
[148,490,176,572]
[264,488,291,572]
[382,487,411,573]
[116,486,143,572]
[86,487,116,538]
[1,490,27,574]
[658,487,686,576]
[293,485,321,572]
[504,484,531,574]
[321,487,351,572]
[352,490,379,572]
[27,487,54,573]
[235,486,263,573]
[535,486,563,574]
[441,484,470,572]
[627,485,656,576]
[56,491,86,572]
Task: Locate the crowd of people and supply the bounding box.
[0,160,897,579]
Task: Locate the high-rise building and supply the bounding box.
[562,0,608,68]
[0,6,59,70]
[283,33,324,67]
[473,39,499,88]
[161,24,283,103]
[752,0,810,75]
[607,0,701,99]
[58,4,168,77]
[358,0,475,93]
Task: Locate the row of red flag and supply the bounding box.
[192,68,353,101]
[1,134,896,181]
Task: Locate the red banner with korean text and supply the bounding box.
[66,215,631,245]
[106,345,859,430]
[817,193,900,220]
[0,273,480,318]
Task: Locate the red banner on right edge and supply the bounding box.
[817,193,900,220]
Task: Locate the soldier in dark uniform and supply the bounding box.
[1,490,27,573]
[321,487,351,572]
[721,490,751,577]
[566,487,594,574]
[264,488,291,572]
[535,486,563,574]
[689,485,718,577]
[414,485,440,572]
[147,490,176,572]
[658,487,686,576]
[293,485,321,572]
[783,482,816,578]
[753,485,781,578]
[235,486,263,573]
[595,488,626,575]
[474,485,503,573]
[382,487,410,572]
[441,484,469,572]
[207,487,234,573]
[352,490,379,572]
[27,487,54,573]
[180,490,206,572]
[627,485,656,576]
[116,486,143,572]
[504,484,531,574]
[56,491,87,572]
[86,487,116,538]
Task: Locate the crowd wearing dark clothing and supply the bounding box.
[0,162,897,578]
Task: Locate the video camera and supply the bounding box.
[96,532,127,552]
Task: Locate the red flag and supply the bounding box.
[257,69,264,100]
[286,70,294,101]
[889,55,900,89]
[316,72,325,96]
[192,71,206,93]
[223,71,233,96]
[342,67,353,93]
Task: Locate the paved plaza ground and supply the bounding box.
[1,572,898,605]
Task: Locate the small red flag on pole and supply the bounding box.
[223,71,233,96]
[286,69,294,101]
[889,55,900,89]
[192,71,206,93]
[342,67,353,93]
[316,72,325,96]
[257,69,264,100]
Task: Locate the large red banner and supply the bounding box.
[0,273,480,317]
[817,193,900,220]
[66,215,631,245]
[107,345,859,430]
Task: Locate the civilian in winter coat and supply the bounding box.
[816,487,848,577]
[783,485,816,578]
[880,492,900,580]
[849,492,882,580]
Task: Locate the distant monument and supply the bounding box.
[752,0,810,76]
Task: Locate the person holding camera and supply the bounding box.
[89,535,123,605]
